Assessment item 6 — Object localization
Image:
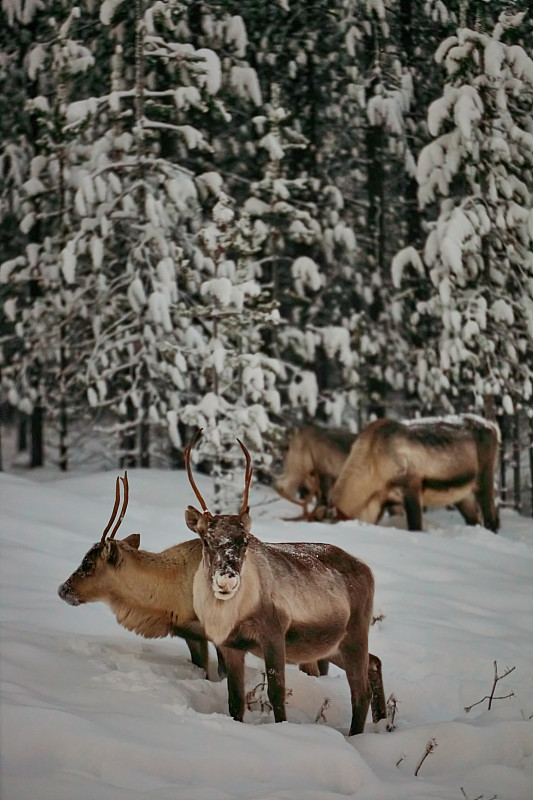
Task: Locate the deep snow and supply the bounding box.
[1,467,532,800]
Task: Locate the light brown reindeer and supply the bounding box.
[185,431,384,735]
[330,414,500,532]
[275,426,357,520]
[57,472,217,675]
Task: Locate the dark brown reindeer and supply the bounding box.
[185,431,384,735]
[330,414,500,532]
[57,472,219,676]
[275,426,357,520]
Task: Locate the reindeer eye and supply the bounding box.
[81,556,94,572]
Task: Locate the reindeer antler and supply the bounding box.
[184,430,212,515]
[185,431,253,517]
[236,439,253,516]
[100,471,129,544]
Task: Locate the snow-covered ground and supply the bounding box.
[1,467,532,800]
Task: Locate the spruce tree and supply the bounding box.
[392,9,533,417]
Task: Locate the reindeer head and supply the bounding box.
[57,473,140,606]
[184,431,253,601]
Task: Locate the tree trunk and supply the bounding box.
[529,417,533,517]
[58,338,68,472]
[366,122,386,279]
[31,403,44,467]
[59,392,68,471]
[18,413,28,452]
[513,413,521,513]
[121,397,137,469]
[140,390,150,468]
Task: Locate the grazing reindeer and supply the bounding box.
[330,414,500,532]
[185,431,382,735]
[275,426,357,520]
[57,472,217,675]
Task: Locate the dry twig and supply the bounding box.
[414,738,438,777]
[464,661,515,712]
[315,698,330,723]
[386,693,398,732]
[460,787,497,800]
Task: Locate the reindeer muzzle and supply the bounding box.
[212,571,240,600]
[57,581,81,606]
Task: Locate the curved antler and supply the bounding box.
[184,429,211,515]
[236,439,253,516]
[100,471,128,544]
[109,472,128,540]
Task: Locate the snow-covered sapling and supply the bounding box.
[414,738,438,777]
[464,660,516,712]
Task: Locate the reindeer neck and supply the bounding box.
[108,540,201,637]
[308,435,344,478]
[194,540,262,646]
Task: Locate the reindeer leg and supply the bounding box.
[476,468,500,532]
[318,658,329,676]
[216,647,227,678]
[340,637,371,736]
[299,661,319,677]
[221,647,246,722]
[455,495,482,527]
[299,658,330,677]
[262,635,287,723]
[403,480,424,531]
[185,638,208,672]
[368,653,387,723]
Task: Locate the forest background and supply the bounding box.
[1,0,532,512]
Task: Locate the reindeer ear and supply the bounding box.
[122,533,140,549]
[102,540,120,566]
[185,506,207,536]
[240,512,252,533]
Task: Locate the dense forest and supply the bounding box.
[0,0,532,506]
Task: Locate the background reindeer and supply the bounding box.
[57,472,218,676]
[275,426,356,520]
[330,414,500,532]
[185,431,384,735]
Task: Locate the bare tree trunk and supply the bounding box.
[529,417,533,517]
[31,403,44,467]
[366,122,385,278]
[18,412,28,452]
[59,388,68,471]
[121,397,137,468]
[140,388,150,468]
[513,414,521,513]
[399,0,422,248]
[134,0,150,469]
[58,335,68,471]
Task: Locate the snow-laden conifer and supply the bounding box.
[394,11,533,416]
[175,191,281,511]
[0,4,97,469]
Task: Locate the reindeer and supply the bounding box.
[55,473,342,688]
[57,472,218,676]
[330,413,500,532]
[275,426,357,520]
[185,431,384,735]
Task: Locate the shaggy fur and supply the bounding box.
[330,414,500,531]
